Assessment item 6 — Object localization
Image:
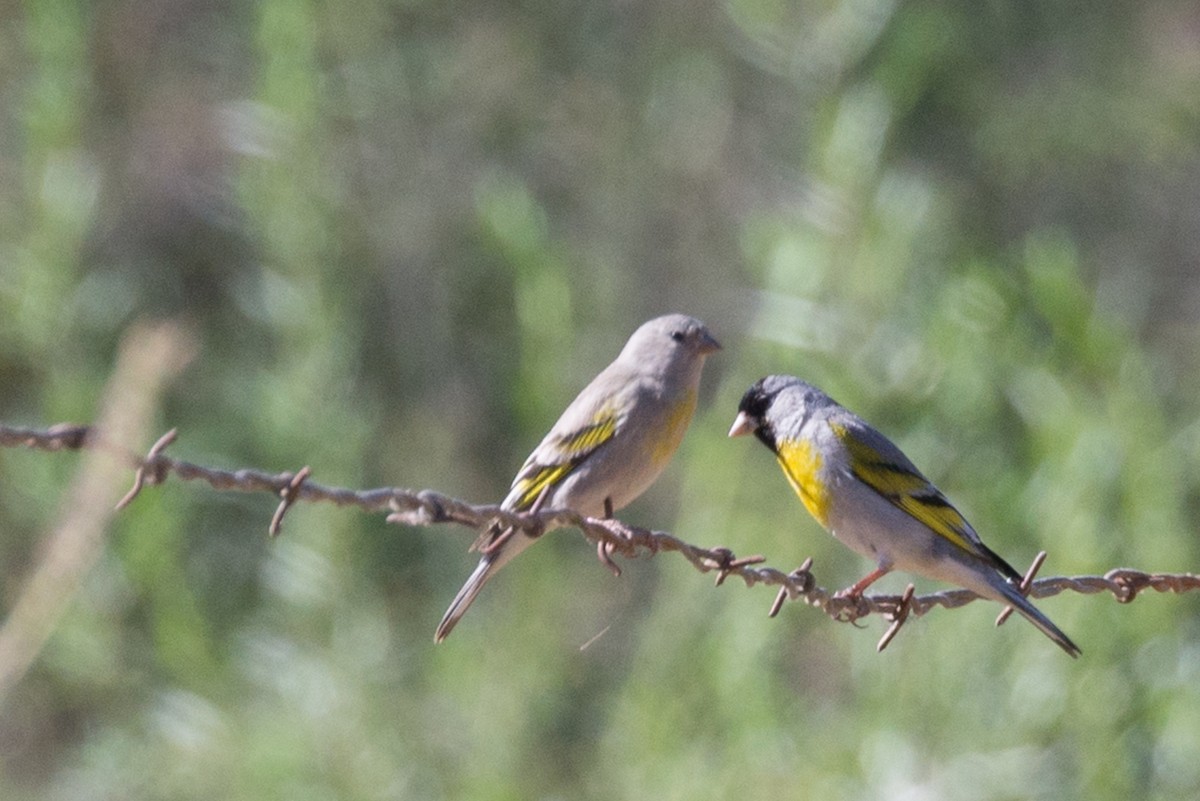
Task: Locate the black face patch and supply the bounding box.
[737,380,773,420]
[736,381,778,452]
[752,423,776,453]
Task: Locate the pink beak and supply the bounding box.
[727,411,756,438]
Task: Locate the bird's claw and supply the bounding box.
[590,517,637,577]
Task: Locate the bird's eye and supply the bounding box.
[670,330,685,343]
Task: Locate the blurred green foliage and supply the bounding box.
[2,0,1200,799]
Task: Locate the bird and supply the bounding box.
[729,374,1080,657]
[435,314,721,642]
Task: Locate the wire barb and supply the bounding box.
[714,551,767,586]
[996,550,1047,627]
[877,584,916,652]
[269,466,312,537]
[115,428,178,510]
[768,558,814,617]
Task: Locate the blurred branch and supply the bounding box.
[5,419,1199,649]
[0,324,194,709]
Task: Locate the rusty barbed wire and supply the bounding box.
[5,422,1200,644]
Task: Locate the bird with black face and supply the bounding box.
[729,374,1080,657]
[435,314,721,642]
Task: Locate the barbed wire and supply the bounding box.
[4,421,1200,651]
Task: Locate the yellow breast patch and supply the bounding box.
[650,388,698,467]
[776,438,831,527]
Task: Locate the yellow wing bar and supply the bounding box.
[509,412,618,511]
[831,422,978,557]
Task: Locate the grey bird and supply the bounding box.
[435,314,721,642]
[730,375,1080,657]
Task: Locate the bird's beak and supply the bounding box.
[727,411,756,438]
[698,331,722,355]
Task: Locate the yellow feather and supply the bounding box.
[511,463,571,511]
[831,421,976,554]
[776,438,831,526]
[650,388,698,467]
[892,494,974,554]
[559,414,617,458]
[510,411,619,510]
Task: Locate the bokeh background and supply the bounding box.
[3,0,1200,798]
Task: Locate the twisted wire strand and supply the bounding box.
[5,423,1198,626]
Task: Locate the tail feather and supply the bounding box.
[435,526,539,642]
[994,578,1081,658]
[434,555,497,643]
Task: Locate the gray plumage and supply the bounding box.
[435,314,720,642]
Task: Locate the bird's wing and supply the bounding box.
[830,418,1019,578]
[505,405,621,512]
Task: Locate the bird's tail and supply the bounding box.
[434,554,497,642]
[990,575,1081,658]
[434,526,537,642]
